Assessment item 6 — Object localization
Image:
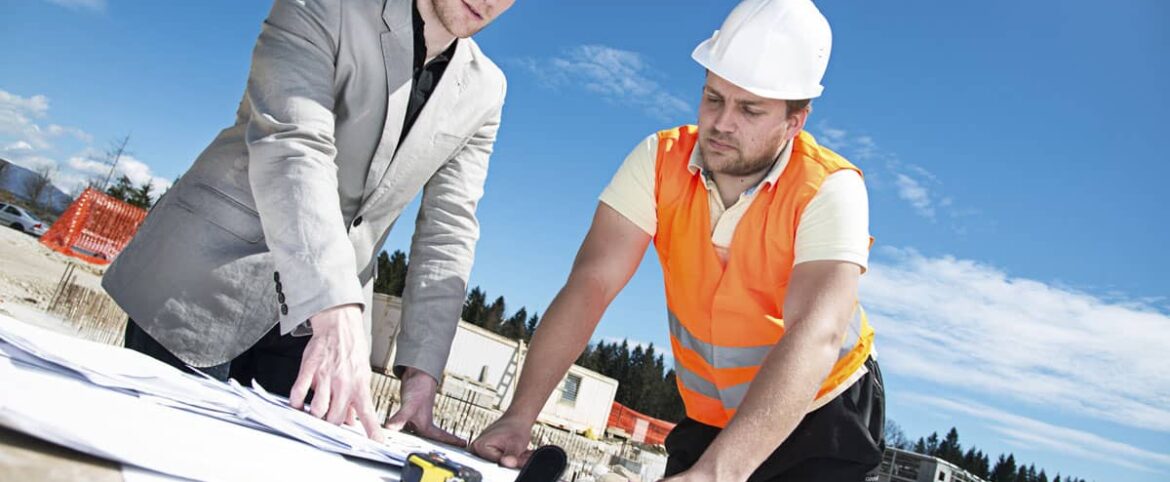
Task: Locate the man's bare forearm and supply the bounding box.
[503,273,610,424]
[500,204,650,425]
[689,260,862,481]
[695,317,843,480]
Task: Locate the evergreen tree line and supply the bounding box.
[885,422,1092,482]
[373,249,685,421]
[104,174,157,209]
[374,250,541,342]
[575,339,686,422]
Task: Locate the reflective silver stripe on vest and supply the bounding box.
[675,363,753,409]
[670,305,866,410]
[837,305,864,360]
[668,311,772,370]
[675,363,721,400]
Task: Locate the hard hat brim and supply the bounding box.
[691,38,825,100]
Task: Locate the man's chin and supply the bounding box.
[699,148,736,170]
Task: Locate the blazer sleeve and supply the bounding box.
[244,0,364,334]
[393,80,507,381]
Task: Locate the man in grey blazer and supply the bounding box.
[102,0,514,441]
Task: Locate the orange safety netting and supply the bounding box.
[607,402,676,445]
[40,187,147,265]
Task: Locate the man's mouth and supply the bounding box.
[462,1,484,21]
[706,138,735,151]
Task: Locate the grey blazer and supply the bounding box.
[102,0,505,381]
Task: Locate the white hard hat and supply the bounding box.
[692,0,832,100]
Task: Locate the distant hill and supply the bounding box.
[0,158,74,215]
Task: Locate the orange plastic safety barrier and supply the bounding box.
[39,187,148,265]
[607,402,676,446]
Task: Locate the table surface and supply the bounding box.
[0,425,124,481]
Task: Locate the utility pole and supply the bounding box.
[101,134,132,191]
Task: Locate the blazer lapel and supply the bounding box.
[361,0,414,203]
[361,39,472,212]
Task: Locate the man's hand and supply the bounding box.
[469,414,535,468]
[383,367,466,447]
[289,304,382,440]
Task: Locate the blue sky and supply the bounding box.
[3,0,1168,480]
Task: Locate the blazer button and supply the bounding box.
[278,293,286,304]
[275,281,283,293]
[280,304,288,315]
[352,216,363,227]
[274,272,281,283]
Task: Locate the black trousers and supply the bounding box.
[664,358,885,482]
[123,318,310,397]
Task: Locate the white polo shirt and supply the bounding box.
[599,134,871,271]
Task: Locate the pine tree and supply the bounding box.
[373,250,408,296]
[977,451,992,479]
[523,312,540,342]
[126,179,154,208]
[500,307,528,340]
[991,454,1017,482]
[939,427,963,464]
[386,250,408,296]
[913,437,927,455]
[462,287,488,326]
[485,296,507,333]
[924,432,940,457]
[659,369,685,421]
[105,175,135,203]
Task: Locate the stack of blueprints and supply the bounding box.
[0,314,517,481]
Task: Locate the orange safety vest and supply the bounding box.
[654,125,875,428]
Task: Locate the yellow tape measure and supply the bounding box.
[403,451,482,482]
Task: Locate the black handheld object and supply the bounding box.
[514,445,568,482]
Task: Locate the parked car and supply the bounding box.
[0,202,49,237]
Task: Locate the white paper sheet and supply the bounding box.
[0,314,518,481]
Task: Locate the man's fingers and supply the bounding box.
[309,379,332,419]
[288,360,317,409]
[419,423,467,448]
[325,379,352,425]
[383,405,413,431]
[355,393,382,440]
[472,442,504,462]
[514,449,534,468]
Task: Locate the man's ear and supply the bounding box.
[787,106,810,140]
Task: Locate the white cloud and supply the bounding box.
[515,45,692,122]
[67,153,172,195]
[895,172,935,219]
[48,124,94,143]
[8,155,59,173]
[813,122,965,224]
[1,89,167,201]
[906,394,1170,473]
[818,126,848,150]
[4,141,34,152]
[0,90,92,153]
[41,0,106,12]
[863,247,1170,435]
[0,90,54,150]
